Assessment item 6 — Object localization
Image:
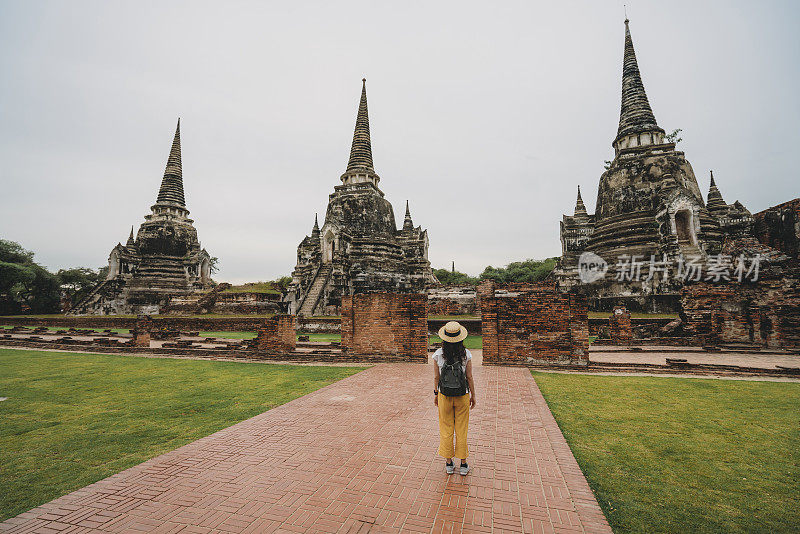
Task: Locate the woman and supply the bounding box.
[433,321,476,475]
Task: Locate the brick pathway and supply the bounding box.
[1,361,610,533]
[590,349,799,370]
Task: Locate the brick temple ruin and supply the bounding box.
[341,293,428,361]
[554,19,759,311]
[287,80,435,316]
[70,120,214,315]
[479,280,590,366]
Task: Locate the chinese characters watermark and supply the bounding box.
[578,252,761,284]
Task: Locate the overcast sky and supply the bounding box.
[1,1,798,283]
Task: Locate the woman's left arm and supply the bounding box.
[465,360,476,408]
[433,361,440,406]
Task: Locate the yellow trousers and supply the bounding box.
[437,392,470,459]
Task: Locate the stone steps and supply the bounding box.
[298,265,332,316]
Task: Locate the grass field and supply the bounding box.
[587,311,677,320]
[0,348,364,522]
[199,330,257,339]
[533,372,800,533]
[429,334,483,350]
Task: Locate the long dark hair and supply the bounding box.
[442,340,466,365]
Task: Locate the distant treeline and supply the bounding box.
[0,237,559,315]
[0,238,106,315]
[433,258,557,286]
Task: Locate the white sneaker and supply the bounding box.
[445,462,455,475]
[460,463,471,475]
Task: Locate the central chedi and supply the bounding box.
[554,19,753,311]
[287,79,434,316]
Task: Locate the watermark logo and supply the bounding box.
[577,253,761,284]
[578,252,608,283]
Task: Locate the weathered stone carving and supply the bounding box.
[554,19,762,312]
[287,80,435,316]
[70,120,214,315]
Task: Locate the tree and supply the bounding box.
[57,267,103,306]
[271,276,292,292]
[18,264,61,313]
[209,257,220,274]
[0,239,61,314]
[478,258,557,284]
[0,239,35,264]
[432,268,478,286]
[665,128,682,145]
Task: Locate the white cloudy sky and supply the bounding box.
[1,1,798,283]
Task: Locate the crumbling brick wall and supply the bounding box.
[681,281,800,349]
[476,279,497,311]
[132,314,152,347]
[427,286,478,316]
[753,198,800,259]
[480,282,589,366]
[251,315,296,353]
[609,306,633,344]
[340,293,427,361]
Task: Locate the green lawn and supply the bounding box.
[533,372,800,533]
[199,330,257,339]
[429,334,483,350]
[0,348,364,521]
[301,333,342,342]
[587,311,678,320]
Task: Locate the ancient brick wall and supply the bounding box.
[609,306,633,344]
[476,279,497,311]
[754,198,800,258]
[132,315,153,347]
[480,283,589,366]
[681,281,800,349]
[340,293,427,361]
[427,286,478,316]
[0,316,271,332]
[251,315,296,354]
[0,314,479,335]
[427,318,481,335]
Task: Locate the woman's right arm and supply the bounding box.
[466,360,476,408]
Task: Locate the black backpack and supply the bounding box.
[439,358,468,397]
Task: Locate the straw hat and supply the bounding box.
[438,321,468,343]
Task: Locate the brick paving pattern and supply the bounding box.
[590,349,800,370]
[1,361,610,533]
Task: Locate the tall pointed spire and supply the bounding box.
[706,170,727,213]
[403,200,414,231]
[126,226,135,246]
[156,119,186,207]
[311,213,321,241]
[344,79,376,177]
[615,19,664,147]
[574,186,588,216]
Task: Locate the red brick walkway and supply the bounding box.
[1,362,610,533]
